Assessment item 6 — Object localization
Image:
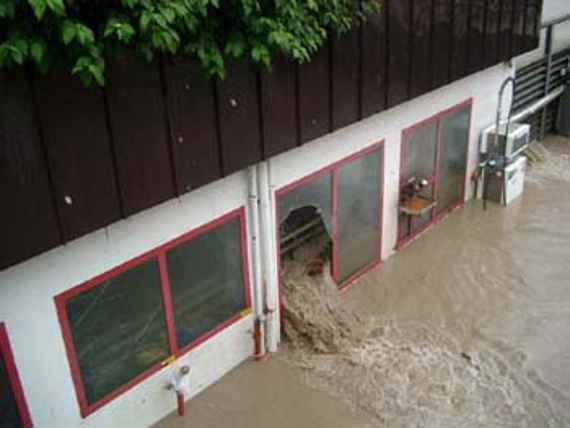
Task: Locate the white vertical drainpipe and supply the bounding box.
[258,160,280,353]
[247,166,265,359]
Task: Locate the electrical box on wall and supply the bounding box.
[481,123,531,159]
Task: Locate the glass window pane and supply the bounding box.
[0,354,22,428]
[337,149,382,283]
[399,120,438,240]
[436,106,470,215]
[167,218,247,350]
[66,260,170,406]
[278,174,333,267]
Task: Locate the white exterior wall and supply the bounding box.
[0,62,512,428]
[517,0,570,68]
[0,171,255,428]
[269,63,513,261]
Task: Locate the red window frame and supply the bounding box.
[55,207,252,418]
[0,322,34,428]
[275,140,386,299]
[396,99,473,249]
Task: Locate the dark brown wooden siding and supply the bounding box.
[163,57,222,193]
[0,0,542,270]
[34,70,121,242]
[0,71,61,269]
[106,53,176,216]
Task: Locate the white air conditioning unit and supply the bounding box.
[481,123,531,159]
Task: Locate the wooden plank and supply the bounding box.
[484,0,502,67]
[34,70,121,241]
[361,11,388,118]
[216,60,262,175]
[432,0,453,89]
[410,0,434,98]
[522,0,541,52]
[298,44,331,144]
[467,0,487,75]
[260,54,297,158]
[0,71,61,270]
[387,0,412,108]
[105,52,175,216]
[498,0,515,60]
[511,0,528,57]
[450,0,470,81]
[163,57,222,193]
[331,30,360,130]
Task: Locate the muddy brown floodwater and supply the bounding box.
[157,136,570,428]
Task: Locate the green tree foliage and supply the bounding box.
[0,0,381,85]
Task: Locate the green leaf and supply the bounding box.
[30,40,46,64]
[0,2,16,18]
[46,0,65,15]
[28,0,47,19]
[61,21,76,44]
[76,24,95,45]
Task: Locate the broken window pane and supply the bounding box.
[65,260,170,406]
[336,148,382,283]
[0,351,21,428]
[279,173,333,274]
[167,218,247,350]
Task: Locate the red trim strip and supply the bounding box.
[54,207,253,418]
[331,170,339,282]
[158,253,178,355]
[0,323,34,428]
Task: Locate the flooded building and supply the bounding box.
[2,0,565,426]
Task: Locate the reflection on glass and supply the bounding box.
[167,219,247,350]
[336,149,382,283]
[399,120,438,240]
[436,106,470,215]
[66,260,169,405]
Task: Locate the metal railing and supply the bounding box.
[514,14,570,141]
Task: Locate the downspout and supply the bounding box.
[258,160,280,353]
[247,166,265,360]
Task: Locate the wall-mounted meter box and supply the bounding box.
[481,123,531,159]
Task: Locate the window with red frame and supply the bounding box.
[0,323,33,428]
[55,209,251,417]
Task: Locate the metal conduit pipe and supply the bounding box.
[258,160,280,353]
[480,84,565,137]
[247,166,265,360]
